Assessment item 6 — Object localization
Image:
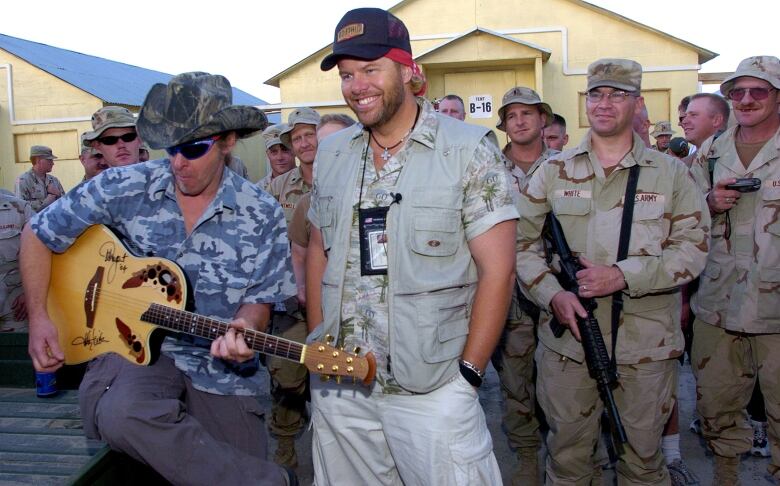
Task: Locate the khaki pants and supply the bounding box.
[491,316,539,449]
[267,312,309,438]
[536,344,677,485]
[311,373,502,486]
[691,319,780,478]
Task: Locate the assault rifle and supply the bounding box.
[544,213,628,456]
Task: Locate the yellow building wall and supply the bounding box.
[0,51,271,190]
[275,0,704,145]
[0,50,101,191]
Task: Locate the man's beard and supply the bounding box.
[354,73,406,130]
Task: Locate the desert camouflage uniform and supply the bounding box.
[267,166,311,440]
[0,192,33,332]
[491,144,558,455]
[687,134,717,194]
[690,125,780,478]
[516,132,710,485]
[14,169,64,212]
[257,172,273,192]
[31,159,295,395]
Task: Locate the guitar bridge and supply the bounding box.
[83,267,105,329]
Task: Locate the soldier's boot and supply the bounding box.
[274,437,298,469]
[713,455,740,486]
[512,447,540,486]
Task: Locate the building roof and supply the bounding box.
[264,0,717,87]
[0,33,270,109]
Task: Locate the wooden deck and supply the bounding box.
[0,388,105,485]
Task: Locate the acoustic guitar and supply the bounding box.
[47,225,375,385]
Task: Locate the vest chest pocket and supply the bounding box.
[628,202,665,256]
[410,187,463,257]
[410,212,460,257]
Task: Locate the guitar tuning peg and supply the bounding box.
[352,346,361,355]
[325,334,334,344]
[320,375,331,382]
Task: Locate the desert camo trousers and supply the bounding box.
[536,344,677,485]
[691,319,780,479]
[491,310,540,450]
[268,312,309,439]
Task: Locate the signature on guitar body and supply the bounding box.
[48,225,376,385]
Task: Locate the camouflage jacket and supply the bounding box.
[0,192,32,314]
[257,172,273,193]
[31,159,295,395]
[516,132,710,364]
[502,143,559,194]
[14,169,64,212]
[269,166,310,226]
[688,134,717,194]
[691,125,780,333]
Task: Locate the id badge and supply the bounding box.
[358,206,389,275]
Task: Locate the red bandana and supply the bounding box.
[384,48,427,96]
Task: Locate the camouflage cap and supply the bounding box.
[650,121,675,138]
[82,106,137,146]
[137,72,269,150]
[496,87,553,131]
[280,107,321,147]
[720,56,780,96]
[30,145,57,160]
[263,123,291,150]
[587,58,642,93]
[79,132,101,155]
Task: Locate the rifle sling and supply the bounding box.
[611,163,640,368]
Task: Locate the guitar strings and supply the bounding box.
[64,286,305,359]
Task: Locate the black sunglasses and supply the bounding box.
[165,136,219,161]
[97,132,138,145]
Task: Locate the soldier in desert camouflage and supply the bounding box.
[690,55,780,484]
[515,58,709,484]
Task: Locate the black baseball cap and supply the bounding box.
[320,8,412,71]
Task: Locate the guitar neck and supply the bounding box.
[140,303,305,362]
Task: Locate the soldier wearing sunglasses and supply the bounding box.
[690,55,780,484]
[82,106,143,167]
[22,72,297,486]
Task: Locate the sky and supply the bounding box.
[1,0,776,104]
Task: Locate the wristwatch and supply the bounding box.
[458,359,485,388]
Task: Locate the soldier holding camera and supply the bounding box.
[690,55,780,483]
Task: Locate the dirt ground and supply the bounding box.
[264,362,775,485]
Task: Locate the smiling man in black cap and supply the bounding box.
[307,7,517,485]
[21,72,297,486]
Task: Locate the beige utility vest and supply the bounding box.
[313,118,492,393]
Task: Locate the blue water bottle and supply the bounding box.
[35,371,58,397]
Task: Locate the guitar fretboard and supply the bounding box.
[140,303,304,362]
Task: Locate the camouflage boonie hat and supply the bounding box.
[496,87,553,131]
[137,72,269,149]
[720,56,780,96]
[280,107,321,147]
[30,145,57,161]
[82,106,137,146]
[650,121,675,138]
[79,132,101,155]
[263,123,291,150]
[587,58,642,93]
